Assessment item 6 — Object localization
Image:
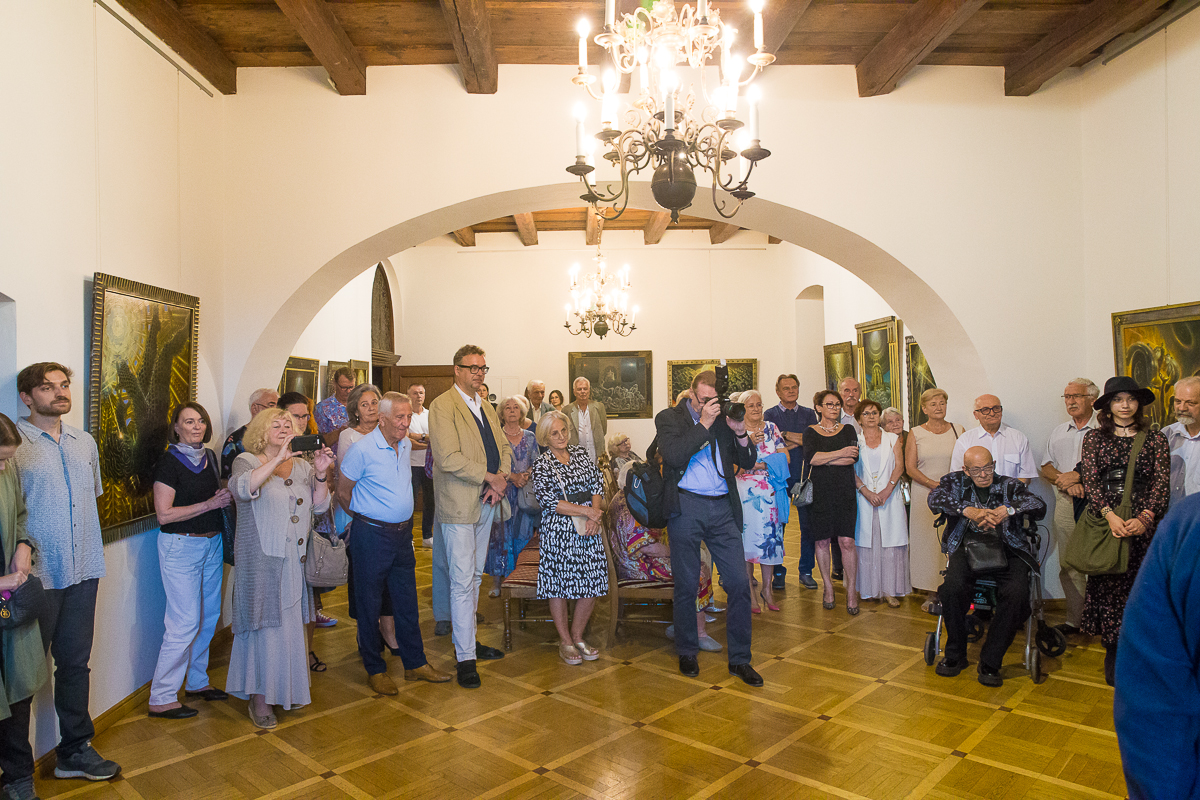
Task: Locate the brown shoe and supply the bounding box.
[367,672,398,696]
[404,664,452,683]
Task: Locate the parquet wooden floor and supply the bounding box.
[37,517,1126,799]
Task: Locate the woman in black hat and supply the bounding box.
[1079,376,1171,685]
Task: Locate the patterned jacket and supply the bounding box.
[927,471,1046,555]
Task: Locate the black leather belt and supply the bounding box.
[680,489,728,500]
[350,512,412,532]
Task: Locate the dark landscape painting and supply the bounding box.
[1114,302,1200,428]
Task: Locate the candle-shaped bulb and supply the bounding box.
[748,85,761,141]
[601,69,618,129]
[605,0,615,28]
[698,0,709,19]
[576,19,590,69]
[573,103,587,157]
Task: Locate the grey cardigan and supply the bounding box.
[230,453,329,634]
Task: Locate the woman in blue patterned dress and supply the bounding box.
[486,397,541,596]
[736,391,788,613]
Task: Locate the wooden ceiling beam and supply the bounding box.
[452,227,476,247]
[644,211,672,245]
[513,213,538,246]
[856,0,987,97]
[709,222,740,245]
[735,0,815,57]
[585,210,603,246]
[113,0,238,94]
[438,0,498,94]
[767,236,782,244]
[1004,0,1168,96]
[274,0,367,95]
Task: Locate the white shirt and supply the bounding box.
[1164,421,1200,504]
[950,423,1037,480]
[455,384,483,422]
[1041,416,1098,475]
[840,409,862,434]
[575,405,597,461]
[409,407,429,467]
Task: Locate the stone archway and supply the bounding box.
[232,183,988,416]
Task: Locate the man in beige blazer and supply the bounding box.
[563,376,607,463]
[429,344,512,689]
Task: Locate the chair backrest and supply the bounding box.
[599,500,619,592]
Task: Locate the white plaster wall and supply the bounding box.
[290,266,375,390]
[0,1,225,757]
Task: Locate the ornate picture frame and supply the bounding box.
[89,273,199,543]
[855,316,904,412]
[567,351,653,419]
[905,335,937,427]
[1113,301,1200,428]
[823,342,855,393]
[350,359,370,387]
[280,357,320,400]
[667,359,758,407]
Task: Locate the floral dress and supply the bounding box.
[609,491,713,612]
[485,428,541,577]
[737,421,787,565]
[530,446,608,600]
[1079,429,1171,646]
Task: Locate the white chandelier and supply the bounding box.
[564,246,638,339]
[568,0,774,223]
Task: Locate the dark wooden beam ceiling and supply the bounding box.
[115,0,238,94]
[1005,0,1169,96]
[856,0,987,98]
[742,0,815,57]
[274,0,367,95]
[438,0,498,94]
[452,227,476,247]
[709,222,740,245]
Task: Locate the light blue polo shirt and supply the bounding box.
[677,402,728,496]
[339,426,414,523]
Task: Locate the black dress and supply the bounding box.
[803,425,858,541]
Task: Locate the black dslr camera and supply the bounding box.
[714,360,745,423]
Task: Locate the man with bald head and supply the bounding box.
[949,394,1036,484]
[928,446,1046,687]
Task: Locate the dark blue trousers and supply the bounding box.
[39,578,98,757]
[348,518,427,675]
[774,503,815,582]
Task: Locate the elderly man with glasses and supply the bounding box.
[949,394,1037,484]
[928,446,1047,687]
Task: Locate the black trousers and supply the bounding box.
[411,466,434,538]
[39,578,98,757]
[938,546,1031,672]
[0,657,34,786]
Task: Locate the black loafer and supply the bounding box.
[475,643,505,661]
[729,663,763,687]
[798,574,818,590]
[456,660,481,689]
[1054,623,1081,637]
[148,705,199,719]
[977,664,1003,687]
[185,688,229,702]
[679,655,700,677]
[935,657,969,678]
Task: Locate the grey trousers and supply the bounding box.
[669,492,753,664]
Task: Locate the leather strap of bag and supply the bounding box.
[1119,431,1147,509]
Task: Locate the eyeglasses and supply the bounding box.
[1062,394,1089,400]
[456,364,489,375]
[975,406,1002,416]
[965,464,996,477]
[820,402,842,408]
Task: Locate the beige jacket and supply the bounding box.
[429,387,513,524]
[563,400,608,453]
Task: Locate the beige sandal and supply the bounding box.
[574,640,600,661]
[559,642,583,665]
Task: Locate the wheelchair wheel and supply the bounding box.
[1036,624,1067,658]
[1030,646,1045,684]
[924,632,937,666]
[965,614,984,643]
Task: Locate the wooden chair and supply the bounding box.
[499,535,554,651]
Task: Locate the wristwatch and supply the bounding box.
[1005,506,1015,516]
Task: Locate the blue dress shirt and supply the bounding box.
[339,427,414,523]
[677,402,728,496]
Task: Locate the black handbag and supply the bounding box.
[961,530,1008,573]
[0,574,46,630]
[208,449,236,566]
[790,460,814,508]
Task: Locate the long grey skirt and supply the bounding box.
[857,508,911,599]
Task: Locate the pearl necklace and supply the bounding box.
[819,422,838,434]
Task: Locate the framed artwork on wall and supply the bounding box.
[855,316,903,412]
[1113,301,1200,429]
[905,335,937,427]
[280,357,319,400]
[89,273,199,544]
[324,361,350,400]
[823,342,855,393]
[567,351,653,419]
[350,359,370,387]
[667,359,758,406]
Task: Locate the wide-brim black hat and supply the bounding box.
[1094,376,1156,411]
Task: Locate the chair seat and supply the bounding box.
[616,577,674,590]
[501,563,539,588]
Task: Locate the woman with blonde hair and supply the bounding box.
[228,408,334,728]
[485,396,540,597]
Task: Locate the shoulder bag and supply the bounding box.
[961,530,1008,573]
[1063,432,1143,576]
[305,529,349,588]
[790,459,814,508]
[208,449,237,566]
[518,479,540,512]
[0,573,45,630]
[552,460,593,537]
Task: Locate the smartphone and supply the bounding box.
[291,434,322,453]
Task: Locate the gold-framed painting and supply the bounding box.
[1113,301,1200,428]
[906,335,937,427]
[855,316,903,412]
[567,351,653,419]
[88,273,199,543]
[280,357,319,400]
[350,359,370,386]
[323,361,350,400]
[667,359,758,407]
[823,342,855,393]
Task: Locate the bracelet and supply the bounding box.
[315,475,327,483]
[1100,506,1112,517]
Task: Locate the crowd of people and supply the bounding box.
[0,353,1197,800]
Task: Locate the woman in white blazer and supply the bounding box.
[853,400,910,607]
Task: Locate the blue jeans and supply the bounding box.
[38,578,98,757]
[431,517,451,623]
[348,518,427,675]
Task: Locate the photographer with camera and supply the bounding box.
[654,368,762,686]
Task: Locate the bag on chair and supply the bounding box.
[1063,432,1143,576]
[625,459,668,529]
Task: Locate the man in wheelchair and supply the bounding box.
[928,446,1047,686]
